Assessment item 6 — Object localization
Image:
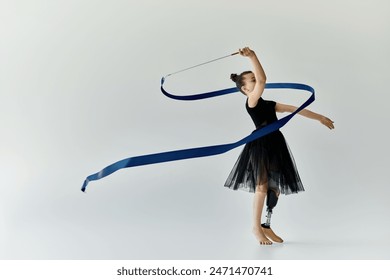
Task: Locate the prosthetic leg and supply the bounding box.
[261,189,278,229]
[261,189,284,243]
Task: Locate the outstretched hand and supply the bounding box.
[239,47,255,58]
[320,116,335,129]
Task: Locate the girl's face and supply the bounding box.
[241,72,256,95]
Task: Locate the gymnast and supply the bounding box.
[224,47,335,245]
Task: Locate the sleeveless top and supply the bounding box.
[246,98,277,128]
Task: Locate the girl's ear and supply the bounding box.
[241,86,247,94]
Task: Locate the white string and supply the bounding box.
[164,52,239,78]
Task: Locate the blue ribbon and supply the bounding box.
[81,77,315,192]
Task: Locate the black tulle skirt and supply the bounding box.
[224,129,304,195]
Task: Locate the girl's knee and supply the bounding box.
[256,184,268,193]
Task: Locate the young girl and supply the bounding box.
[225,47,334,245]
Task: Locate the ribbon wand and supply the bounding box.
[163,51,240,79]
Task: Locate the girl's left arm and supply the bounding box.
[275,103,335,129]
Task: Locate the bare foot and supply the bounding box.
[252,227,272,245]
[261,226,284,243]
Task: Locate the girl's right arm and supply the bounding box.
[240,47,267,107]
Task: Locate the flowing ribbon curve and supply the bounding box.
[81,77,315,192]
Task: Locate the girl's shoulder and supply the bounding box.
[246,97,265,109]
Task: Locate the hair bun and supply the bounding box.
[230,73,238,82]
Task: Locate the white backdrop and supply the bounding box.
[1,0,389,259]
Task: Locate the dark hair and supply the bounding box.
[230,71,252,94]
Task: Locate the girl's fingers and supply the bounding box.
[327,120,335,129]
[239,47,251,56]
[321,117,335,129]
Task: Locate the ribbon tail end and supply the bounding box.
[81,180,89,192]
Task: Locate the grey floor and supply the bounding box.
[2,164,390,260]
